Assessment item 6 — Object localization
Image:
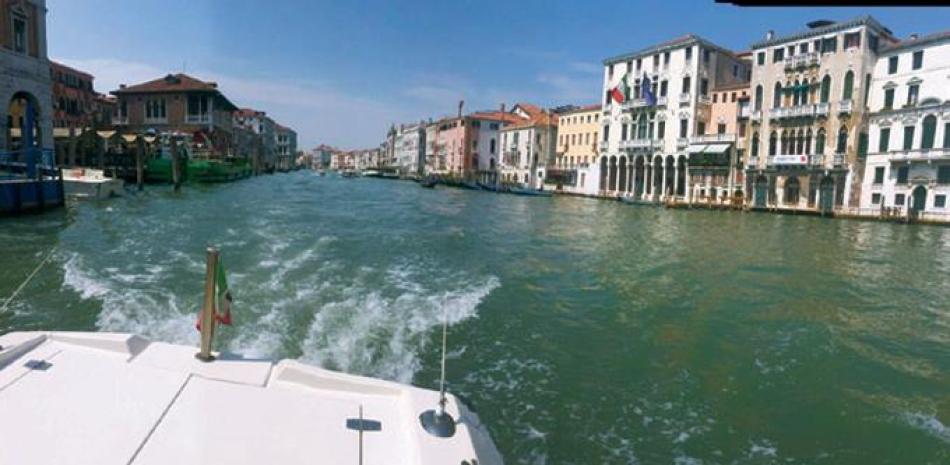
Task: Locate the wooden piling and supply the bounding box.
[196,247,219,362]
[171,137,182,191]
[135,136,144,191]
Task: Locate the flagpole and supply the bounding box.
[196,246,219,361]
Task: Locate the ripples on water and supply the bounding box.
[1,171,948,464]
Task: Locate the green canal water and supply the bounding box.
[1,171,948,464]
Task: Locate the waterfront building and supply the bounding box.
[550,104,601,195]
[112,74,240,160]
[687,82,750,204]
[498,107,557,188]
[435,116,473,177]
[466,109,524,184]
[1,0,63,214]
[275,124,297,170]
[423,122,441,174]
[234,107,277,172]
[312,144,335,169]
[860,30,950,221]
[393,122,426,177]
[601,34,750,201]
[743,17,896,211]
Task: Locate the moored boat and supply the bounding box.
[61,167,124,199]
[620,196,659,207]
[508,186,552,197]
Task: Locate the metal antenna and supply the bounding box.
[418,306,457,437]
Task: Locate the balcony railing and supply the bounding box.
[815,102,830,116]
[783,52,820,71]
[751,110,762,122]
[886,147,950,162]
[691,133,736,144]
[676,137,689,147]
[747,156,760,168]
[697,95,712,106]
[771,104,816,120]
[620,139,660,150]
[838,100,853,114]
[678,93,691,104]
[738,106,752,119]
[186,113,211,124]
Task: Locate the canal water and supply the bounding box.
[1,171,948,464]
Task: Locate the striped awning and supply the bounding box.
[686,144,707,154]
[704,144,731,154]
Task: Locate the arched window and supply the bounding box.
[820,75,831,103]
[842,71,854,101]
[816,129,826,155]
[793,80,801,106]
[802,79,810,104]
[781,130,789,154]
[796,129,805,154]
[751,132,760,157]
[836,126,848,154]
[754,85,763,111]
[773,82,782,109]
[805,129,813,155]
[769,131,777,156]
[637,115,647,139]
[922,114,937,149]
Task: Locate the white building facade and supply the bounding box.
[394,122,426,177]
[600,35,750,201]
[860,31,950,221]
[499,115,557,189]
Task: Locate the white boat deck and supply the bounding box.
[0,331,502,465]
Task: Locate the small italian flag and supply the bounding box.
[610,73,631,104]
[215,260,232,325]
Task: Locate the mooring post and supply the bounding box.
[135,136,144,191]
[196,246,219,361]
[171,137,182,191]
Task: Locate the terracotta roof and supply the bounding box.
[881,29,950,54]
[513,102,544,118]
[50,60,93,80]
[466,111,526,124]
[502,111,557,130]
[236,108,266,117]
[112,73,221,94]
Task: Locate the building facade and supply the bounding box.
[600,34,751,201]
[860,31,950,221]
[550,104,601,194]
[743,17,896,211]
[687,82,750,204]
[499,109,557,188]
[275,124,297,170]
[234,107,277,172]
[112,73,239,159]
[393,122,426,176]
[2,0,53,155]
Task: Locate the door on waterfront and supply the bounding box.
[753,175,767,207]
[818,177,834,212]
[911,186,927,213]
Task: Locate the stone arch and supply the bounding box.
[618,156,627,192]
[634,156,645,197]
[676,155,687,197]
[608,156,618,191]
[599,156,607,191]
[784,176,800,205]
[664,155,675,196]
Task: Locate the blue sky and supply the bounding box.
[48,0,950,150]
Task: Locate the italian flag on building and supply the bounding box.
[215,260,232,325]
[610,72,631,104]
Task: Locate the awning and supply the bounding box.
[96,130,117,139]
[687,144,707,154]
[704,144,731,154]
[121,134,138,143]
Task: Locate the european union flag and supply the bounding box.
[641,73,657,107]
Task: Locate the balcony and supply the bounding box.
[838,100,853,114]
[656,96,668,107]
[692,133,736,145]
[783,52,820,71]
[747,156,760,168]
[620,139,660,150]
[676,137,689,148]
[186,113,211,124]
[678,93,691,105]
[833,154,845,166]
[598,144,608,153]
[623,98,648,110]
[738,105,752,119]
[815,102,830,116]
[697,95,712,106]
[751,110,762,123]
[770,104,816,120]
[887,147,950,163]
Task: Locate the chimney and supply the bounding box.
[119,84,126,89]
[500,103,506,114]
[910,33,919,40]
[766,30,774,41]
[208,82,218,88]
[457,100,464,119]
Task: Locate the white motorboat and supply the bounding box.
[0,330,504,465]
[61,167,124,199]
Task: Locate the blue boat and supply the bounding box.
[508,186,553,197]
[1,149,64,216]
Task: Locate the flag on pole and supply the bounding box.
[642,73,657,107]
[195,259,233,331]
[214,259,232,325]
[610,73,631,104]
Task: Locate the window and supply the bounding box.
[938,166,950,184]
[12,15,26,53]
[657,121,665,139]
[907,84,919,106]
[187,95,209,115]
[897,166,909,184]
[712,94,717,103]
[703,48,711,63]
[773,82,782,109]
[922,115,937,149]
[732,64,739,78]
[936,195,947,208]
[718,123,726,134]
[787,46,794,57]
[912,50,923,70]
[660,80,668,97]
[602,125,608,141]
[874,166,885,184]
[879,127,890,152]
[636,58,642,70]
[751,133,759,157]
[903,125,915,150]
[799,43,808,54]
[653,54,659,67]
[821,37,837,53]
[869,34,879,53]
[837,127,848,153]
[739,122,746,137]
[773,48,784,63]
[945,123,950,149]
[697,121,705,135]
[872,193,882,205]
[664,51,671,65]
[731,92,737,102]
[679,119,688,138]
[820,75,831,103]
[754,85,763,111]
[883,88,895,110]
[895,193,905,205]
[842,71,854,100]
[844,32,861,49]
[682,76,691,94]
[700,78,708,96]
[864,73,871,106]
[769,131,777,156]
[608,64,614,78]
[621,124,628,141]
[888,56,898,74]
[145,99,166,120]
[757,52,765,65]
